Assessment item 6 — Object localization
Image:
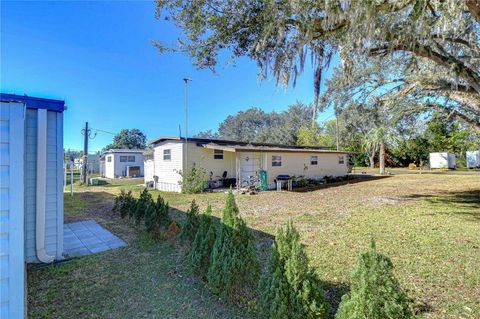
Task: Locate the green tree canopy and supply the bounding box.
[195,103,315,145]
[103,128,147,151]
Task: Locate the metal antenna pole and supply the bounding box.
[183,77,192,171]
[82,122,89,184]
[336,117,340,151]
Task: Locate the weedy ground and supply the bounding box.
[28,174,480,318]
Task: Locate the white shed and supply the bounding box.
[466,150,480,169]
[101,149,145,179]
[1,93,65,318]
[429,152,456,169]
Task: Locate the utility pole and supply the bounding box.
[80,122,97,184]
[82,122,89,184]
[183,77,192,171]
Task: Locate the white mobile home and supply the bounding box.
[1,94,65,318]
[429,152,456,169]
[101,149,144,178]
[145,136,350,192]
[466,150,480,169]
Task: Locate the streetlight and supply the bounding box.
[183,77,192,171]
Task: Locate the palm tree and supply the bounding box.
[363,127,387,174]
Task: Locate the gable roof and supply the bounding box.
[0,93,65,112]
[149,136,350,154]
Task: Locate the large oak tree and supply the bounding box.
[156,0,480,127]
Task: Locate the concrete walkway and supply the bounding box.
[64,220,127,257]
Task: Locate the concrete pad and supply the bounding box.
[63,220,127,257]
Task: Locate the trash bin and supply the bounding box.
[259,170,268,191]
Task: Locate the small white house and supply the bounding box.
[466,150,480,169]
[429,152,456,169]
[82,154,100,174]
[145,136,350,192]
[100,149,145,178]
[1,93,65,318]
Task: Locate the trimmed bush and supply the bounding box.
[112,190,136,219]
[187,204,216,277]
[259,222,330,319]
[180,165,208,194]
[133,188,153,224]
[336,240,415,319]
[207,192,260,298]
[145,195,171,240]
[180,199,200,241]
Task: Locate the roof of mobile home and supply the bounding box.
[103,149,146,154]
[149,136,350,154]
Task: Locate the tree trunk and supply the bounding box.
[369,153,375,169]
[379,141,386,175]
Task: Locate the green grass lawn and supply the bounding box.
[28,175,480,318]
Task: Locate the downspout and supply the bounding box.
[36,109,54,263]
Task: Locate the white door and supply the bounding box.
[240,152,260,185]
[0,102,25,318]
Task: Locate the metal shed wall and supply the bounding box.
[24,108,64,262]
[0,102,26,318]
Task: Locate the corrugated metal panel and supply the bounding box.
[24,108,62,263]
[0,102,26,319]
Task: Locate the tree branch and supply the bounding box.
[369,42,480,94]
[467,0,480,22]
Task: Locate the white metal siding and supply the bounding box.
[466,150,480,168]
[429,152,455,169]
[24,109,63,262]
[0,102,26,318]
[113,153,144,177]
[105,155,114,178]
[153,141,183,192]
[144,159,154,183]
[104,153,144,178]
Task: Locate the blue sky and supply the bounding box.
[1,1,338,152]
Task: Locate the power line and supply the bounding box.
[91,127,116,135]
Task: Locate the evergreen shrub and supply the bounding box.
[336,240,415,319]
[187,204,217,278]
[181,199,200,241]
[207,192,260,298]
[259,222,330,319]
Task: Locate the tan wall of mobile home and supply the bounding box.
[261,152,348,184]
[186,143,236,180]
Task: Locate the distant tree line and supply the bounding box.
[196,103,480,168]
[195,103,337,148]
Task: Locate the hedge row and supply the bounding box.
[184,193,416,318]
[113,188,172,240]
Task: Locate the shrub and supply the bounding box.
[187,205,217,278]
[179,164,208,194]
[133,188,153,224]
[164,221,181,241]
[336,240,415,319]
[112,190,136,219]
[259,222,330,319]
[207,192,260,298]
[180,199,200,241]
[145,195,171,240]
